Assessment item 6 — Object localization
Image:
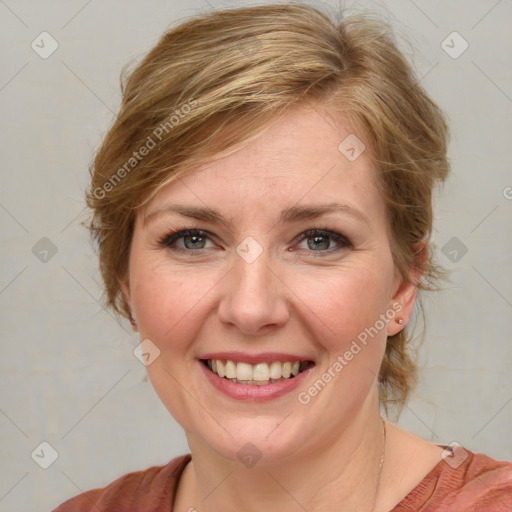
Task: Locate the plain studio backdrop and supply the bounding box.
[0,0,511,510]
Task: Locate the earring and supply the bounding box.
[396,318,404,324]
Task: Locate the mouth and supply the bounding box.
[200,358,315,386]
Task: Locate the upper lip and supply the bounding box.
[199,352,315,364]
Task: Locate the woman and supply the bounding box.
[54,3,512,511]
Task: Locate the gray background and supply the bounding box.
[0,0,511,510]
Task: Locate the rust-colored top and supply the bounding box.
[53,448,512,511]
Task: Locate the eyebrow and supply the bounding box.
[144,202,370,227]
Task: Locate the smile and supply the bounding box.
[201,359,315,385]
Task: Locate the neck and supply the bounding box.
[179,397,387,512]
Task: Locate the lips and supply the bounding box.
[199,356,315,402]
[198,352,315,396]
[201,358,314,385]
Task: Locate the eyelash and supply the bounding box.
[157,225,352,257]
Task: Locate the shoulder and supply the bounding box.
[52,454,191,512]
[394,446,512,512]
[448,449,512,510]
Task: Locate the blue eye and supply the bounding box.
[294,229,352,254]
[159,229,212,252]
[158,227,352,256]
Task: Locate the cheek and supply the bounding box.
[130,255,219,351]
[295,261,394,350]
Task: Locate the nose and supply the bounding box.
[217,243,290,336]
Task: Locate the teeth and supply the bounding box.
[269,361,282,379]
[207,359,307,383]
[236,362,253,380]
[225,360,237,379]
[253,363,269,381]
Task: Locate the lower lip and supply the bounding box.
[199,361,314,402]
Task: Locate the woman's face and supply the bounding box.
[123,104,415,464]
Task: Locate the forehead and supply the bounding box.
[144,104,383,223]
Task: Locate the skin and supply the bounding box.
[122,103,444,511]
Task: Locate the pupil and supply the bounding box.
[309,235,329,250]
[186,235,204,249]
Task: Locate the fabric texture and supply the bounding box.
[53,449,512,511]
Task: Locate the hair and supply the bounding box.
[86,2,450,415]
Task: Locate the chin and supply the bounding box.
[194,418,309,467]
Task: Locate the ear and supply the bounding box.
[386,238,427,336]
[120,276,138,332]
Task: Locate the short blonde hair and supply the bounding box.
[86,2,450,413]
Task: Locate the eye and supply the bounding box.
[158,227,352,256]
[158,228,216,253]
[293,228,352,255]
